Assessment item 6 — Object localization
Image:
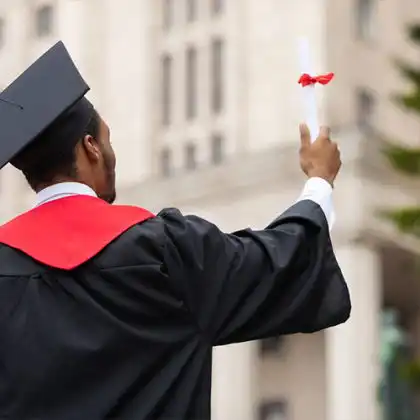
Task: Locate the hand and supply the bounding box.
[299,124,341,186]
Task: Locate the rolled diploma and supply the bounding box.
[298,37,319,142]
[298,37,335,228]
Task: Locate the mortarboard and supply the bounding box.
[0,41,94,170]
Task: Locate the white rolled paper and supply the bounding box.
[297,37,336,228]
[298,37,319,142]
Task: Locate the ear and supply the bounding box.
[81,134,101,164]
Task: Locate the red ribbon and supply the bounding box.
[298,72,334,87]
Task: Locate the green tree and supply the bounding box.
[383,24,420,399]
[385,24,420,236]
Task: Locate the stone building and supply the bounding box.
[0,0,420,419]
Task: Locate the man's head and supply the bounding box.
[11,107,117,203]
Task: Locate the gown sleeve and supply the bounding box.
[159,199,351,346]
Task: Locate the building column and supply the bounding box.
[326,244,382,420]
[212,342,258,420]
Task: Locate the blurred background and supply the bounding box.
[1,0,420,419]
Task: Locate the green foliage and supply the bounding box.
[381,208,420,237]
[393,61,420,113]
[381,22,420,398]
[395,60,420,87]
[408,24,420,44]
[384,23,420,243]
[385,145,420,175]
[400,360,420,389]
[392,25,420,114]
[394,94,420,113]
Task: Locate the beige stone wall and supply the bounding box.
[326,0,420,143]
[259,333,326,420]
[1,1,420,419]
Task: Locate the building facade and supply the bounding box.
[1,0,420,419]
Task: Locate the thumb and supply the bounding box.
[299,123,311,147]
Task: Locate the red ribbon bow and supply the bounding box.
[298,72,334,87]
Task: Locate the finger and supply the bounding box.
[299,123,311,147]
[318,126,331,139]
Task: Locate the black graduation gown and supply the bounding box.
[0,195,350,420]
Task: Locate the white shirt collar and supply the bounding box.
[35,182,97,208]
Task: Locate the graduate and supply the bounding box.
[0,42,350,420]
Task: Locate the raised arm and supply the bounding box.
[161,125,350,346]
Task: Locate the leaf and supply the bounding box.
[391,57,420,113]
[384,145,420,175]
[380,208,420,236]
[395,61,420,86]
[408,24,420,44]
[382,22,420,241]
[399,360,420,389]
[395,94,420,112]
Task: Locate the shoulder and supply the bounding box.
[0,207,201,274]
[0,243,42,277]
[93,207,195,270]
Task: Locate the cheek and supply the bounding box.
[107,150,116,172]
[101,144,115,170]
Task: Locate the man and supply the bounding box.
[0,42,349,419]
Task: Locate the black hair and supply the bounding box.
[12,108,100,190]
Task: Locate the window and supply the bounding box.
[185,142,197,170]
[187,0,196,22]
[163,0,173,30]
[212,0,223,15]
[161,54,173,126]
[186,47,197,120]
[211,38,224,114]
[356,0,374,41]
[259,401,288,420]
[0,19,5,49]
[160,148,172,177]
[356,88,375,131]
[211,134,224,164]
[35,5,54,37]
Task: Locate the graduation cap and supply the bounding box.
[0,41,94,170]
